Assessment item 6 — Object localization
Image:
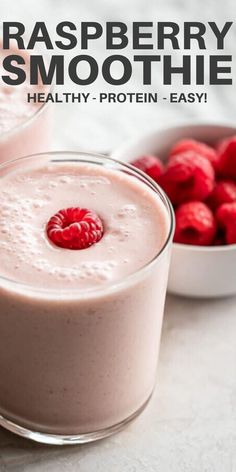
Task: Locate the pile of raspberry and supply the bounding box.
[131,136,236,246]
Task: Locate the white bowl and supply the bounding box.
[111,124,236,298]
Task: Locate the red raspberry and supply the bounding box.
[216,202,236,244]
[160,152,215,205]
[46,207,104,249]
[131,155,164,182]
[174,201,216,246]
[207,180,236,210]
[169,139,219,170]
[217,136,236,179]
[213,231,226,246]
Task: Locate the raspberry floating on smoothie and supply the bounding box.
[46,207,104,249]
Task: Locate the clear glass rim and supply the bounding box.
[0,36,52,143]
[0,93,50,143]
[0,151,175,297]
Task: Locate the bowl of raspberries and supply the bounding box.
[112,124,236,297]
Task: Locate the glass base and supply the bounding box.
[0,394,152,445]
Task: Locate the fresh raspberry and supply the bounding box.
[174,201,216,246]
[131,155,164,182]
[160,152,215,205]
[169,139,219,170]
[217,136,236,179]
[207,180,236,210]
[216,202,236,244]
[46,207,104,249]
[213,231,226,246]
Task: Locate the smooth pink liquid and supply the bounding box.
[0,45,51,162]
[0,159,171,435]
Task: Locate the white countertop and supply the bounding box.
[1,0,236,470]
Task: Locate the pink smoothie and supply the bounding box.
[0,154,173,439]
[0,44,51,162]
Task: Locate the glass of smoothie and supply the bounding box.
[0,151,174,445]
[0,42,51,162]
